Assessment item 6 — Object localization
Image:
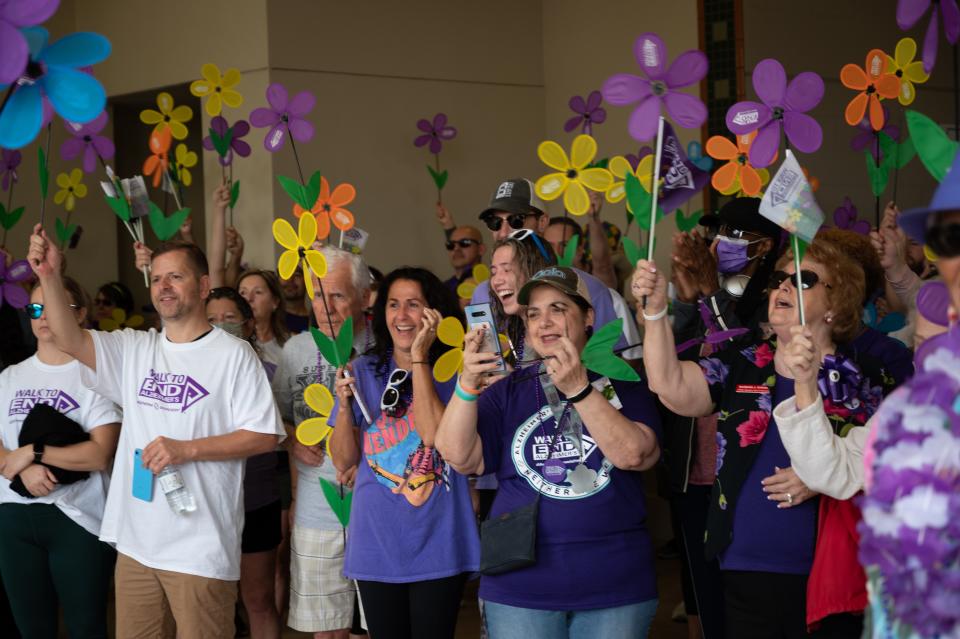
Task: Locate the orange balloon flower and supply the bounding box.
[292,177,356,238]
[706,131,767,197]
[143,127,172,188]
[840,49,900,131]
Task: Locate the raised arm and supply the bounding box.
[207,183,230,288]
[585,191,617,289]
[27,225,96,370]
[630,260,714,417]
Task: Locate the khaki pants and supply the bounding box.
[114,552,237,639]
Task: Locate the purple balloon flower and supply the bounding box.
[60,111,114,174]
[833,196,870,235]
[0,0,59,85]
[564,91,606,135]
[413,113,457,155]
[625,146,653,170]
[726,59,824,169]
[0,254,31,309]
[1,149,21,192]
[850,105,900,162]
[898,0,960,73]
[602,33,708,142]
[202,116,251,166]
[249,83,315,153]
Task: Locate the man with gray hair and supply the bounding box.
[272,245,373,638]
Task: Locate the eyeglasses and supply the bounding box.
[484,213,532,232]
[445,238,480,251]
[380,368,410,418]
[26,303,80,319]
[719,225,765,240]
[508,229,552,261]
[925,223,960,259]
[769,270,832,291]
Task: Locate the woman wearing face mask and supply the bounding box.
[206,288,283,639]
[328,267,479,639]
[633,236,895,639]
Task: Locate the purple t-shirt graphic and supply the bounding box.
[475,370,661,611]
[330,354,480,582]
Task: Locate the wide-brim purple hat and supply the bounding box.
[899,147,960,244]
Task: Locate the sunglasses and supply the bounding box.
[380,368,410,418]
[508,229,552,261]
[445,238,480,251]
[484,213,532,232]
[769,270,832,291]
[26,303,80,319]
[925,223,960,259]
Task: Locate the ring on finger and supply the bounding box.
[785,492,793,504]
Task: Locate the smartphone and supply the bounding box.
[132,448,154,502]
[465,303,507,373]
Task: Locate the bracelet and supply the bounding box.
[455,380,479,402]
[567,383,593,404]
[642,307,668,321]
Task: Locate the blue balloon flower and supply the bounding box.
[0,27,111,149]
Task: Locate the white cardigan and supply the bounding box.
[773,395,872,500]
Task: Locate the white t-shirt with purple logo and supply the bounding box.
[0,356,122,536]
[83,327,284,580]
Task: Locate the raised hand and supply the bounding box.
[630,259,668,318]
[411,308,442,362]
[27,224,62,278]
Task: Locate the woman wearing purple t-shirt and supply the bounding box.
[330,268,479,639]
[437,267,661,638]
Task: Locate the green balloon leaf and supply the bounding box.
[895,135,916,170]
[148,201,190,241]
[230,180,241,208]
[209,126,234,158]
[426,165,449,190]
[906,109,959,182]
[277,175,312,210]
[581,319,639,382]
[38,147,49,200]
[622,236,644,266]
[865,149,890,197]
[319,477,352,527]
[54,217,76,246]
[304,171,322,209]
[675,208,703,232]
[104,194,130,223]
[310,325,342,367]
[335,316,354,366]
[557,234,579,267]
[0,203,25,231]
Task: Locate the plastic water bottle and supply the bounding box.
[157,466,196,514]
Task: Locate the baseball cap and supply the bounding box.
[479,178,547,220]
[517,266,592,308]
[699,197,782,239]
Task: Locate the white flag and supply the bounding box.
[759,150,823,243]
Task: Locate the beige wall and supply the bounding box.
[743,0,952,224]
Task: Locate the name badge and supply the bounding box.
[735,384,769,394]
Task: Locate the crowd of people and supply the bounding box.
[0,161,956,639]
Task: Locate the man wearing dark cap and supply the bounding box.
[478,178,550,242]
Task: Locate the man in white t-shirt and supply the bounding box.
[273,245,370,637]
[27,225,284,639]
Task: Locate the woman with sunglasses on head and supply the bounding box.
[93,280,134,325]
[328,267,479,639]
[0,277,121,639]
[436,266,662,638]
[633,236,895,639]
[206,287,284,639]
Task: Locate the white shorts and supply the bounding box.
[287,525,356,633]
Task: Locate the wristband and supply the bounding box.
[567,383,593,404]
[642,307,668,321]
[33,441,45,464]
[455,379,479,402]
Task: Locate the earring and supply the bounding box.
[825,314,833,323]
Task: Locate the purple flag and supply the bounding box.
[656,121,709,211]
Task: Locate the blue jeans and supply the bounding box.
[483,598,658,639]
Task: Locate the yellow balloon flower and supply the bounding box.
[296,383,334,445]
[140,92,193,140]
[273,214,328,299]
[535,134,613,216]
[53,169,86,212]
[456,263,490,301]
[190,63,244,117]
[605,155,631,204]
[433,317,466,382]
[173,144,198,187]
[886,37,929,106]
[98,308,144,332]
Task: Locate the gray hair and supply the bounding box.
[317,244,372,293]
